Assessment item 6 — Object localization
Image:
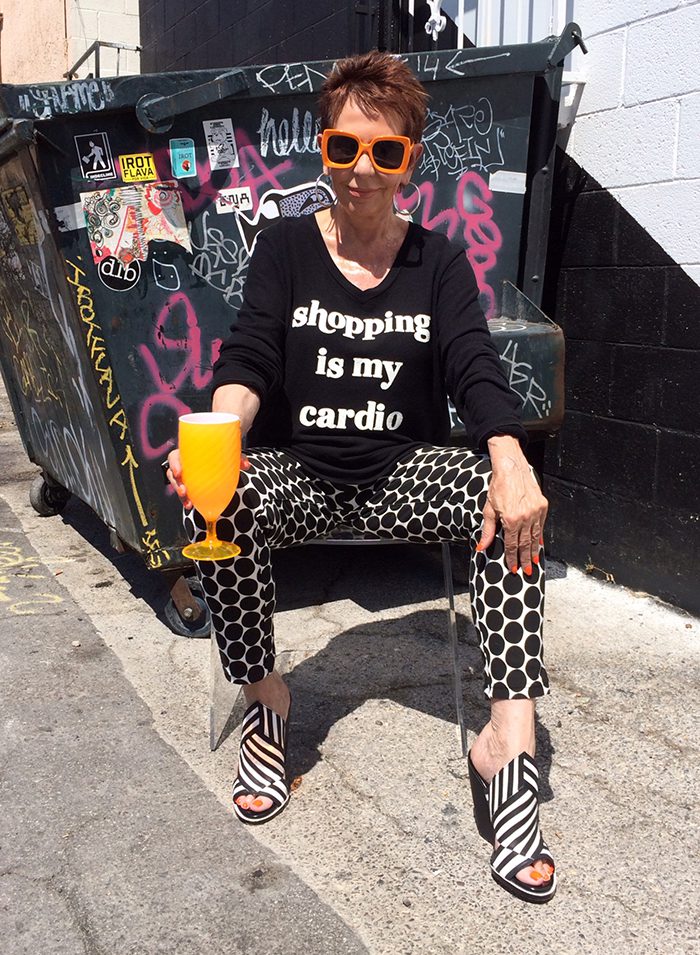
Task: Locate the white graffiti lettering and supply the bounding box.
[421,101,505,180]
[258,107,319,158]
[17,79,114,120]
[500,339,551,419]
[255,63,327,95]
[189,210,249,309]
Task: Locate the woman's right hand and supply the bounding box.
[165,447,251,510]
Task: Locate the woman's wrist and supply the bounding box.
[487,434,527,472]
[211,383,261,433]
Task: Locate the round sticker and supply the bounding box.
[97,256,141,292]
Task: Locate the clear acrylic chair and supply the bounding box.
[209,533,468,757]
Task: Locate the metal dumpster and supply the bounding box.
[0,26,580,632]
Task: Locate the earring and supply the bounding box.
[393,181,421,218]
[313,172,336,207]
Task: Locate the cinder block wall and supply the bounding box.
[543,1,700,613]
[139,0,356,72]
[67,0,141,79]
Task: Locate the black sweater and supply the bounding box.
[211,215,526,484]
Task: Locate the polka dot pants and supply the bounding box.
[184,446,550,700]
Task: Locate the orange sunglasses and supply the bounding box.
[321,129,413,175]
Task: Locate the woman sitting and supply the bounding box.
[168,50,556,904]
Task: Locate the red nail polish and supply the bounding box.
[525,565,532,576]
[475,542,483,552]
[533,554,540,565]
[511,565,518,574]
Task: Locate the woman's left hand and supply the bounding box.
[477,436,548,575]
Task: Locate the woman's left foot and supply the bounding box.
[468,750,556,903]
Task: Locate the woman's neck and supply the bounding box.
[315,206,409,290]
[319,206,406,257]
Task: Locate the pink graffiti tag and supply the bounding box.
[138,292,222,459]
[457,172,502,318]
[394,172,502,318]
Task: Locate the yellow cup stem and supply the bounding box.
[204,519,218,549]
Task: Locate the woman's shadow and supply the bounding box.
[236,543,556,800]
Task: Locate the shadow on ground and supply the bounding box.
[54,496,556,795]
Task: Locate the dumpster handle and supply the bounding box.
[135,69,250,134]
[547,22,588,68]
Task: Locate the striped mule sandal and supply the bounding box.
[468,750,556,904]
[233,699,292,825]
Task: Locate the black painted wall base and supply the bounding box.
[544,150,700,615]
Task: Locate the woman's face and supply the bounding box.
[320,97,422,221]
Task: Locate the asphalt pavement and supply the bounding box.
[1,379,698,955]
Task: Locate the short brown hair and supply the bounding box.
[318,50,429,143]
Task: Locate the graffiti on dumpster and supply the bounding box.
[1,186,38,246]
[0,299,62,405]
[137,291,221,460]
[258,106,319,158]
[420,100,505,181]
[189,209,249,308]
[17,79,115,120]
[255,62,327,95]
[65,257,166,566]
[392,171,502,318]
[500,339,551,419]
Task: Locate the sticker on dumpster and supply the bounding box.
[215,187,253,214]
[169,138,197,178]
[119,152,158,182]
[75,132,116,181]
[203,119,239,170]
[488,170,527,195]
[81,181,191,265]
[97,255,142,291]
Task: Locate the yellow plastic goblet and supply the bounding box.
[179,412,241,561]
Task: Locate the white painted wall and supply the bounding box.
[566,1,700,284]
[67,0,141,79]
[457,0,699,283]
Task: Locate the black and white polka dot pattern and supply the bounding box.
[184,446,550,700]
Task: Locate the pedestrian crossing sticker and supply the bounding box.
[75,132,116,181]
[118,153,158,182]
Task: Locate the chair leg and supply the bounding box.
[210,631,242,751]
[441,542,468,757]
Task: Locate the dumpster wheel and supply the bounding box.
[30,475,71,517]
[164,576,211,638]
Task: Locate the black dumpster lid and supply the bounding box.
[0,25,584,122]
